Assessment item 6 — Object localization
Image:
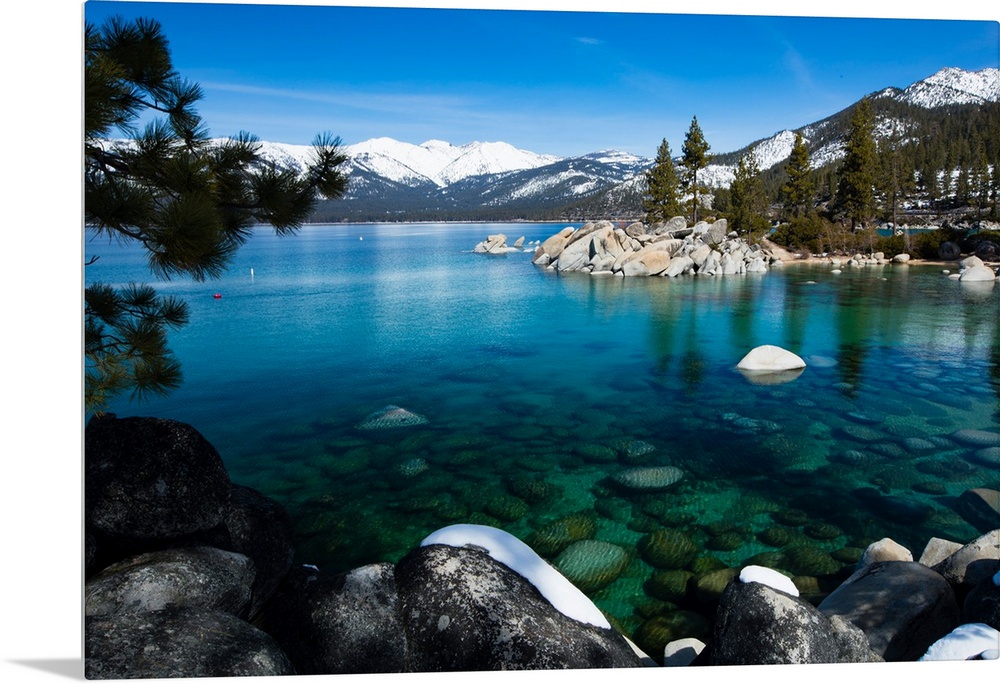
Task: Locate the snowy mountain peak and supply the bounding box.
[343,137,562,188]
[897,66,999,108]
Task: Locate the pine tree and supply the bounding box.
[780,132,814,218]
[876,124,915,247]
[728,152,768,242]
[643,138,682,223]
[85,16,349,413]
[681,116,711,223]
[835,98,877,229]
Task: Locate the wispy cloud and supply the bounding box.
[576,36,604,45]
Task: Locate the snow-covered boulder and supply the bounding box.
[396,525,644,670]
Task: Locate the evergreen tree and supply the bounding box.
[85,16,349,413]
[876,124,915,247]
[681,116,711,223]
[780,132,814,218]
[835,98,878,229]
[728,152,768,242]
[643,138,682,223]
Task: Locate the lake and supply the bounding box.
[85,222,999,637]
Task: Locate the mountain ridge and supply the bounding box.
[250,66,999,221]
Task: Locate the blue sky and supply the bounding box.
[83,1,999,158]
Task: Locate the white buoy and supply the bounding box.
[250,267,254,280]
[359,236,364,240]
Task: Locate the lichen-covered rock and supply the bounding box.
[394,544,643,671]
[710,579,881,665]
[818,561,960,661]
[85,606,294,679]
[257,563,406,675]
[85,414,231,542]
[555,540,631,593]
[638,529,699,569]
[85,547,255,618]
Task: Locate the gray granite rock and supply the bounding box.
[818,561,960,661]
[710,579,881,665]
[394,543,643,671]
[85,606,293,679]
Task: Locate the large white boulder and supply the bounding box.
[736,345,807,372]
[959,265,997,282]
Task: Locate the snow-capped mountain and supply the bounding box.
[893,66,999,108]
[253,66,997,221]
[344,138,562,188]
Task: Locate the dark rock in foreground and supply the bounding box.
[85,414,231,542]
[258,563,407,675]
[85,607,294,679]
[85,546,255,618]
[395,543,644,671]
[818,561,960,661]
[710,579,881,665]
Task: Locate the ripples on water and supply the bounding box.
[87,223,999,638]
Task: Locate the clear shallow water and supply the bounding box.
[86,223,999,638]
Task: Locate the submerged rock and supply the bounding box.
[554,540,631,593]
[356,405,429,430]
[610,465,684,492]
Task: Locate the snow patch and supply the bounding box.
[919,623,1000,661]
[420,524,611,629]
[739,565,800,597]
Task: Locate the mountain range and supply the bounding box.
[250,66,999,222]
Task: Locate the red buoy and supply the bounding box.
[213,293,222,299]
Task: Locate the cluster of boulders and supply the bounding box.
[949,255,999,282]
[529,218,784,277]
[85,414,1000,677]
[472,232,529,254]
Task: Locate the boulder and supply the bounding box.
[938,241,962,260]
[858,538,913,569]
[85,415,231,543]
[959,265,997,282]
[554,540,631,593]
[638,529,699,569]
[257,563,406,675]
[356,405,428,429]
[892,254,911,263]
[932,530,1000,594]
[394,543,643,671]
[918,537,964,568]
[638,250,672,276]
[818,560,960,661]
[736,345,807,372]
[610,465,684,492]
[472,233,510,253]
[664,255,694,277]
[662,637,706,666]
[537,226,577,260]
[710,579,880,665]
[220,484,296,617]
[85,606,294,679]
[85,547,255,618]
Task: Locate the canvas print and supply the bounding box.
[83,0,1000,678]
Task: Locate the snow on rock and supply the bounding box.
[739,565,800,597]
[919,623,1000,661]
[420,524,611,629]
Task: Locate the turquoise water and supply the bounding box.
[86,222,999,641]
